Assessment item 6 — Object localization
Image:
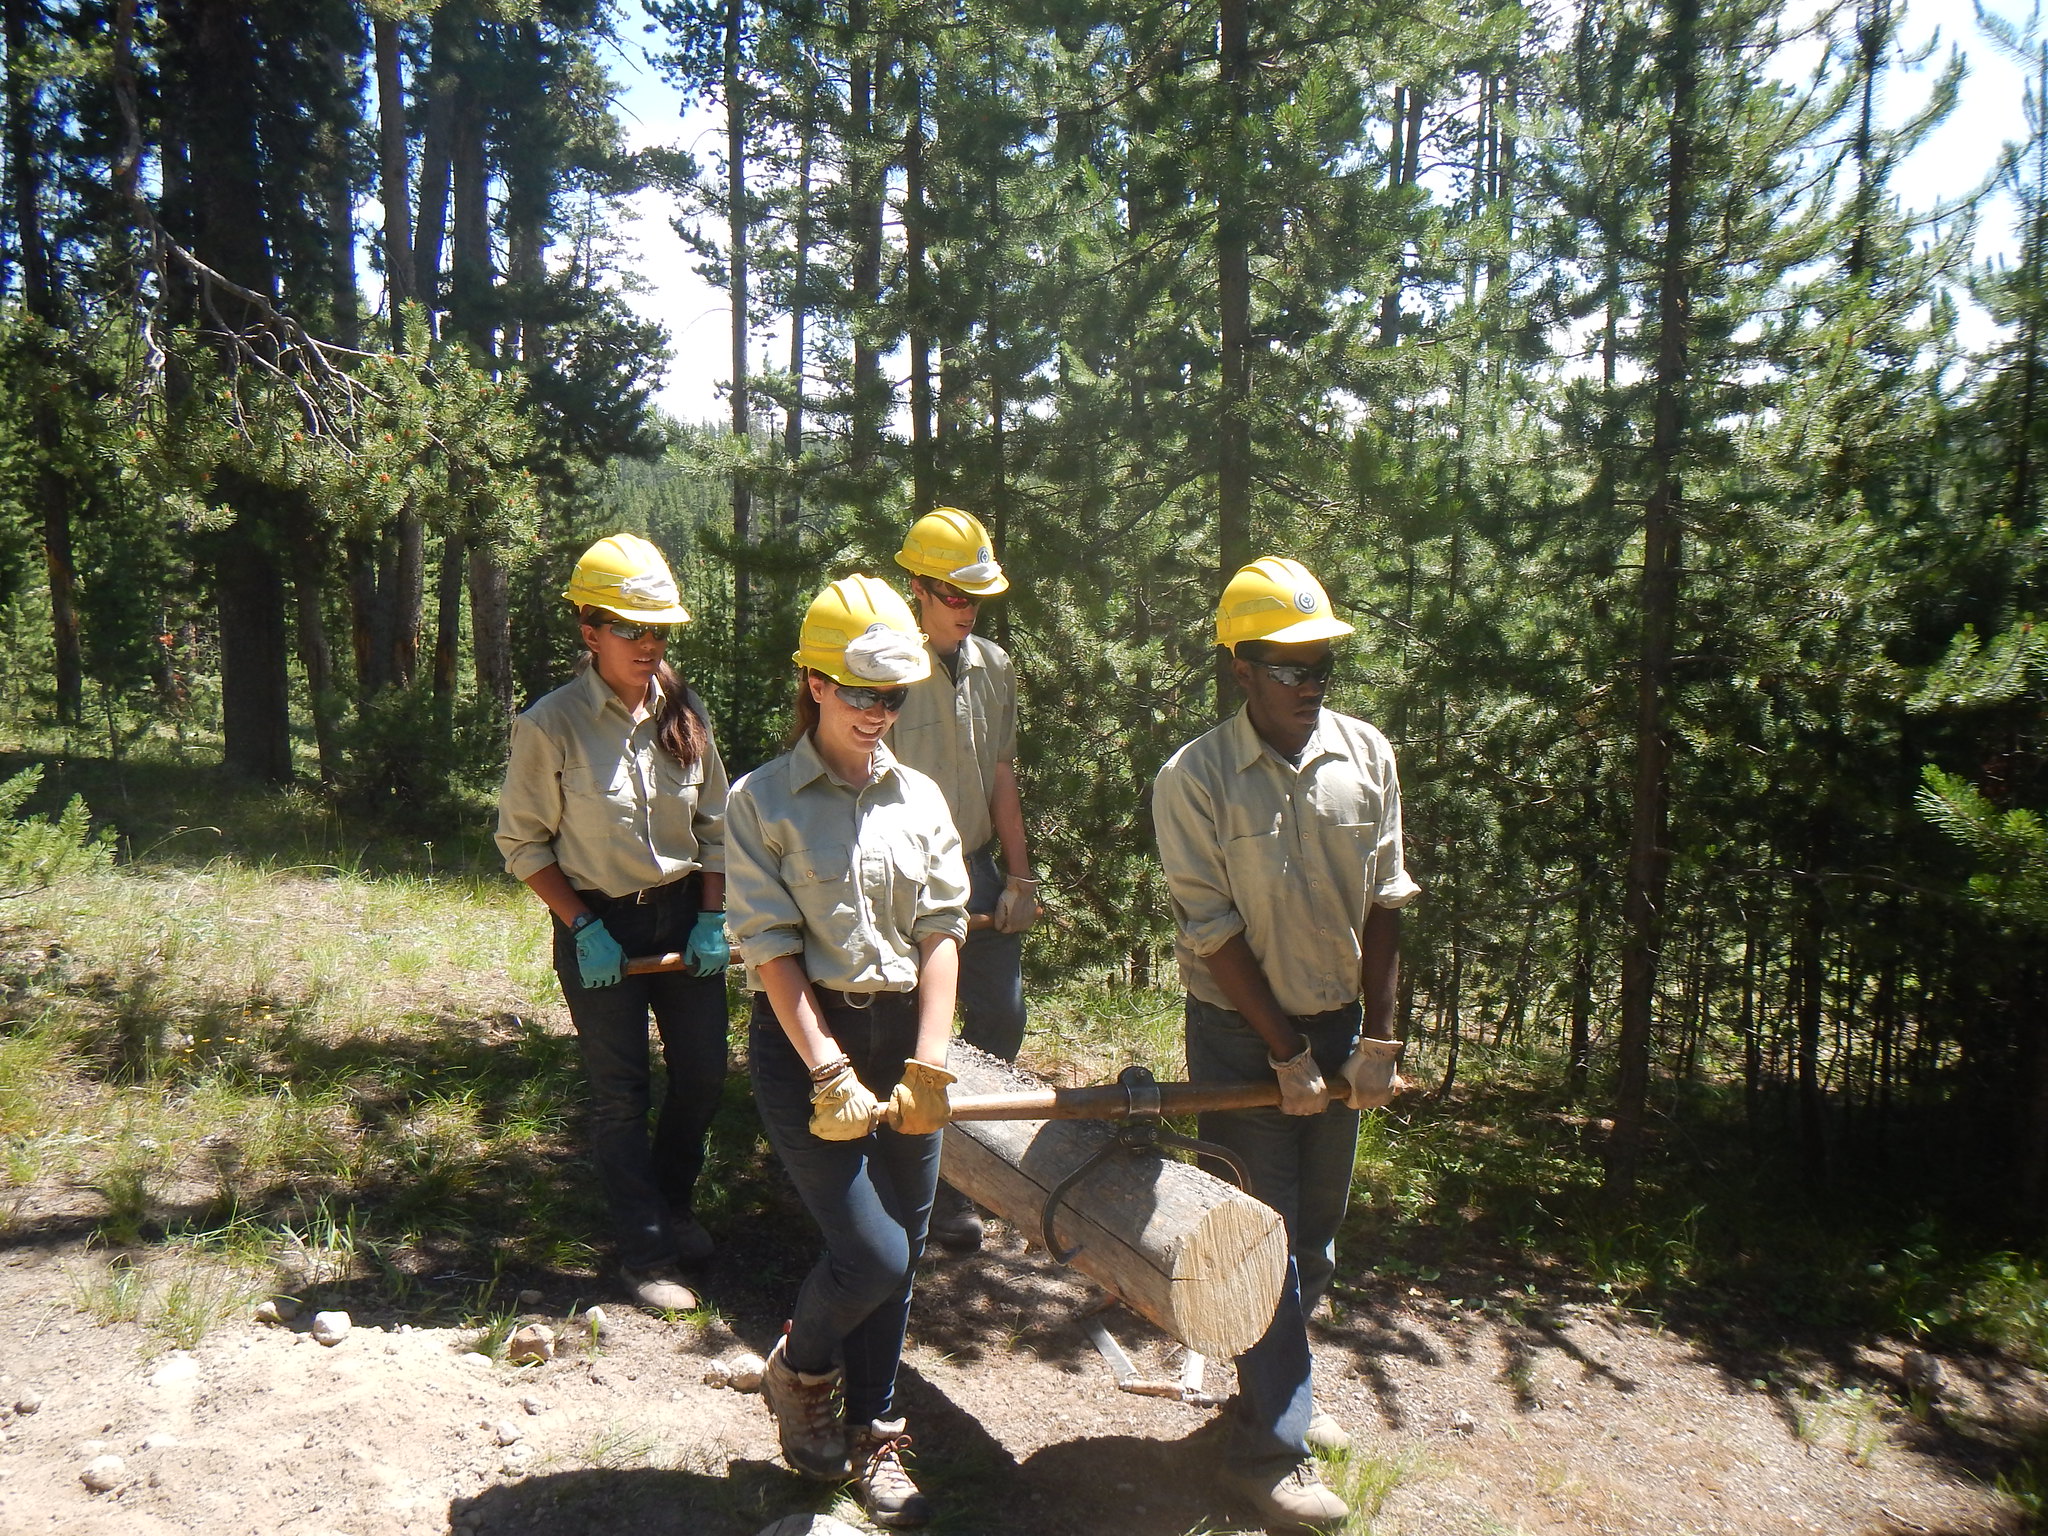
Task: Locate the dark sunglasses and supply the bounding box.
[923,580,980,609]
[1253,655,1335,688]
[601,619,675,643]
[835,684,911,713]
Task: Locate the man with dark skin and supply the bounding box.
[1152,557,1416,1533]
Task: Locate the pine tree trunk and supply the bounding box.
[1607,0,1699,1199]
[905,75,933,513]
[412,12,459,317]
[385,509,425,689]
[1568,785,1598,1103]
[4,0,82,725]
[432,531,465,699]
[467,546,514,716]
[1215,0,1252,717]
[373,11,414,340]
[449,72,491,359]
[846,4,884,479]
[726,0,753,648]
[782,85,814,528]
[291,515,338,784]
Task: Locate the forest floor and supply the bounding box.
[0,754,2041,1535]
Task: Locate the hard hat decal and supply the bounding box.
[1294,589,1318,613]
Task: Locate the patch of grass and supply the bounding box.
[153,1260,264,1349]
[554,1419,671,1471]
[1317,1442,1424,1532]
[1994,1426,2048,1528]
[70,1254,149,1325]
[1788,1381,1892,1467]
[0,1015,70,1136]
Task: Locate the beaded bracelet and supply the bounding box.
[808,1054,852,1085]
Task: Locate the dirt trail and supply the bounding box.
[0,1214,2032,1536]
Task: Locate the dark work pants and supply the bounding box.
[1186,995,1362,1473]
[750,990,941,1426]
[552,874,730,1272]
[957,846,1026,1060]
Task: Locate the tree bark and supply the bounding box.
[725,0,754,648]
[412,9,460,319]
[905,74,933,513]
[1607,0,1698,1199]
[467,545,514,716]
[372,10,414,341]
[782,81,815,527]
[291,515,338,784]
[432,531,465,699]
[1215,0,1252,718]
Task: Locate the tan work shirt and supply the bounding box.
[494,664,728,898]
[1152,706,1420,1019]
[888,634,1017,853]
[725,735,970,994]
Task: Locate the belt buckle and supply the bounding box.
[841,989,874,1010]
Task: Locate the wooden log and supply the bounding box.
[939,1044,1287,1359]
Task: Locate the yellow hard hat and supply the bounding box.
[563,533,692,624]
[794,575,932,686]
[894,507,1009,595]
[1214,556,1354,648]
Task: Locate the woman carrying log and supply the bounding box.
[723,574,969,1529]
[493,534,731,1315]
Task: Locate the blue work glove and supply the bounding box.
[682,911,730,976]
[571,912,625,989]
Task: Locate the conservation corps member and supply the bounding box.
[1151,556,1419,1533]
[724,574,969,1529]
[888,507,1035,1252]
[494,533,732,1316]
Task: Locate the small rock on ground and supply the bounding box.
[755,1517,868,1536]
[310,1311,352,1346]
[80,1454,125,1492]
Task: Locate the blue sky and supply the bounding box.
[602,1,2040,423]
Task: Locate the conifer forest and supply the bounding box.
[0,0,2043,1224]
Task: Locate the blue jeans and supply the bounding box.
[552,875,730,1271]
[1185,995,1362,1472]
[750,990,941,1425]
[958,847,1026,1060]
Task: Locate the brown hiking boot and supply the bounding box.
[852,1417,931,1528]
[1221,1458,1350,1532]
[1304,1405,1351,1453]
[927,1183,984,1253]
[761,1335,848,1479]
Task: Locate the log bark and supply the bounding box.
[940,1046,1287,1359]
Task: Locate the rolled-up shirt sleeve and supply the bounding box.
[724,783,805,967]
[1151,759,1246,958]
[913,807,971,946]
[694,732,730,877]
[1371,744,1422,910]
[495,713,566,884]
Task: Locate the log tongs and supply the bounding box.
[1039,1065,1252,1263]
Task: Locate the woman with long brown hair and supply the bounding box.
[494,533,730,1314]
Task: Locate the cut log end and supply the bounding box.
[1167,1194,1289,1359]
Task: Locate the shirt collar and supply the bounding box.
[1228,705,1333,774]
[928,636,982,673]
[789,731,902,791]
[574,661,665,722]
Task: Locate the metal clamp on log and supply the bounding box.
[1040,1065,1252,1263]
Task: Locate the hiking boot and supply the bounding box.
[761,1335,849,1479]
[620,1264,697,1314]
[852,1417,931,1528]
[927,1183,984,1253]
[1305,1406,1351,1453]
[669,1215,715,1265]
[1221,1458,1350,1532]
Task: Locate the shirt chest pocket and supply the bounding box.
[781,844,857,924]
[562,758,638,826]
[649,754,704,854]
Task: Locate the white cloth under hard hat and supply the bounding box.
[843,626,926,683]
[948,560,1002,587]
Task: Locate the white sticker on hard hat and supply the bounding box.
[618,571,679,606]
[950,560,1002,585]
[1293,589,1318,613]
[844,627,924,683]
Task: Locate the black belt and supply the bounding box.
[814,985,915,1013]
[576,873,698,912]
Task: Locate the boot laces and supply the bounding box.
[860,1424,917,1499]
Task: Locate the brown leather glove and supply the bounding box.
[810,1062,881,1141]
[1268,1040,1329,1116]
[1339,1036,1405,1110]
[883,1058,957,1135]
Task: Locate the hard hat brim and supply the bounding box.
[1239,613,1355,646]
[565,589,693,625]
[892,551,1010,597]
